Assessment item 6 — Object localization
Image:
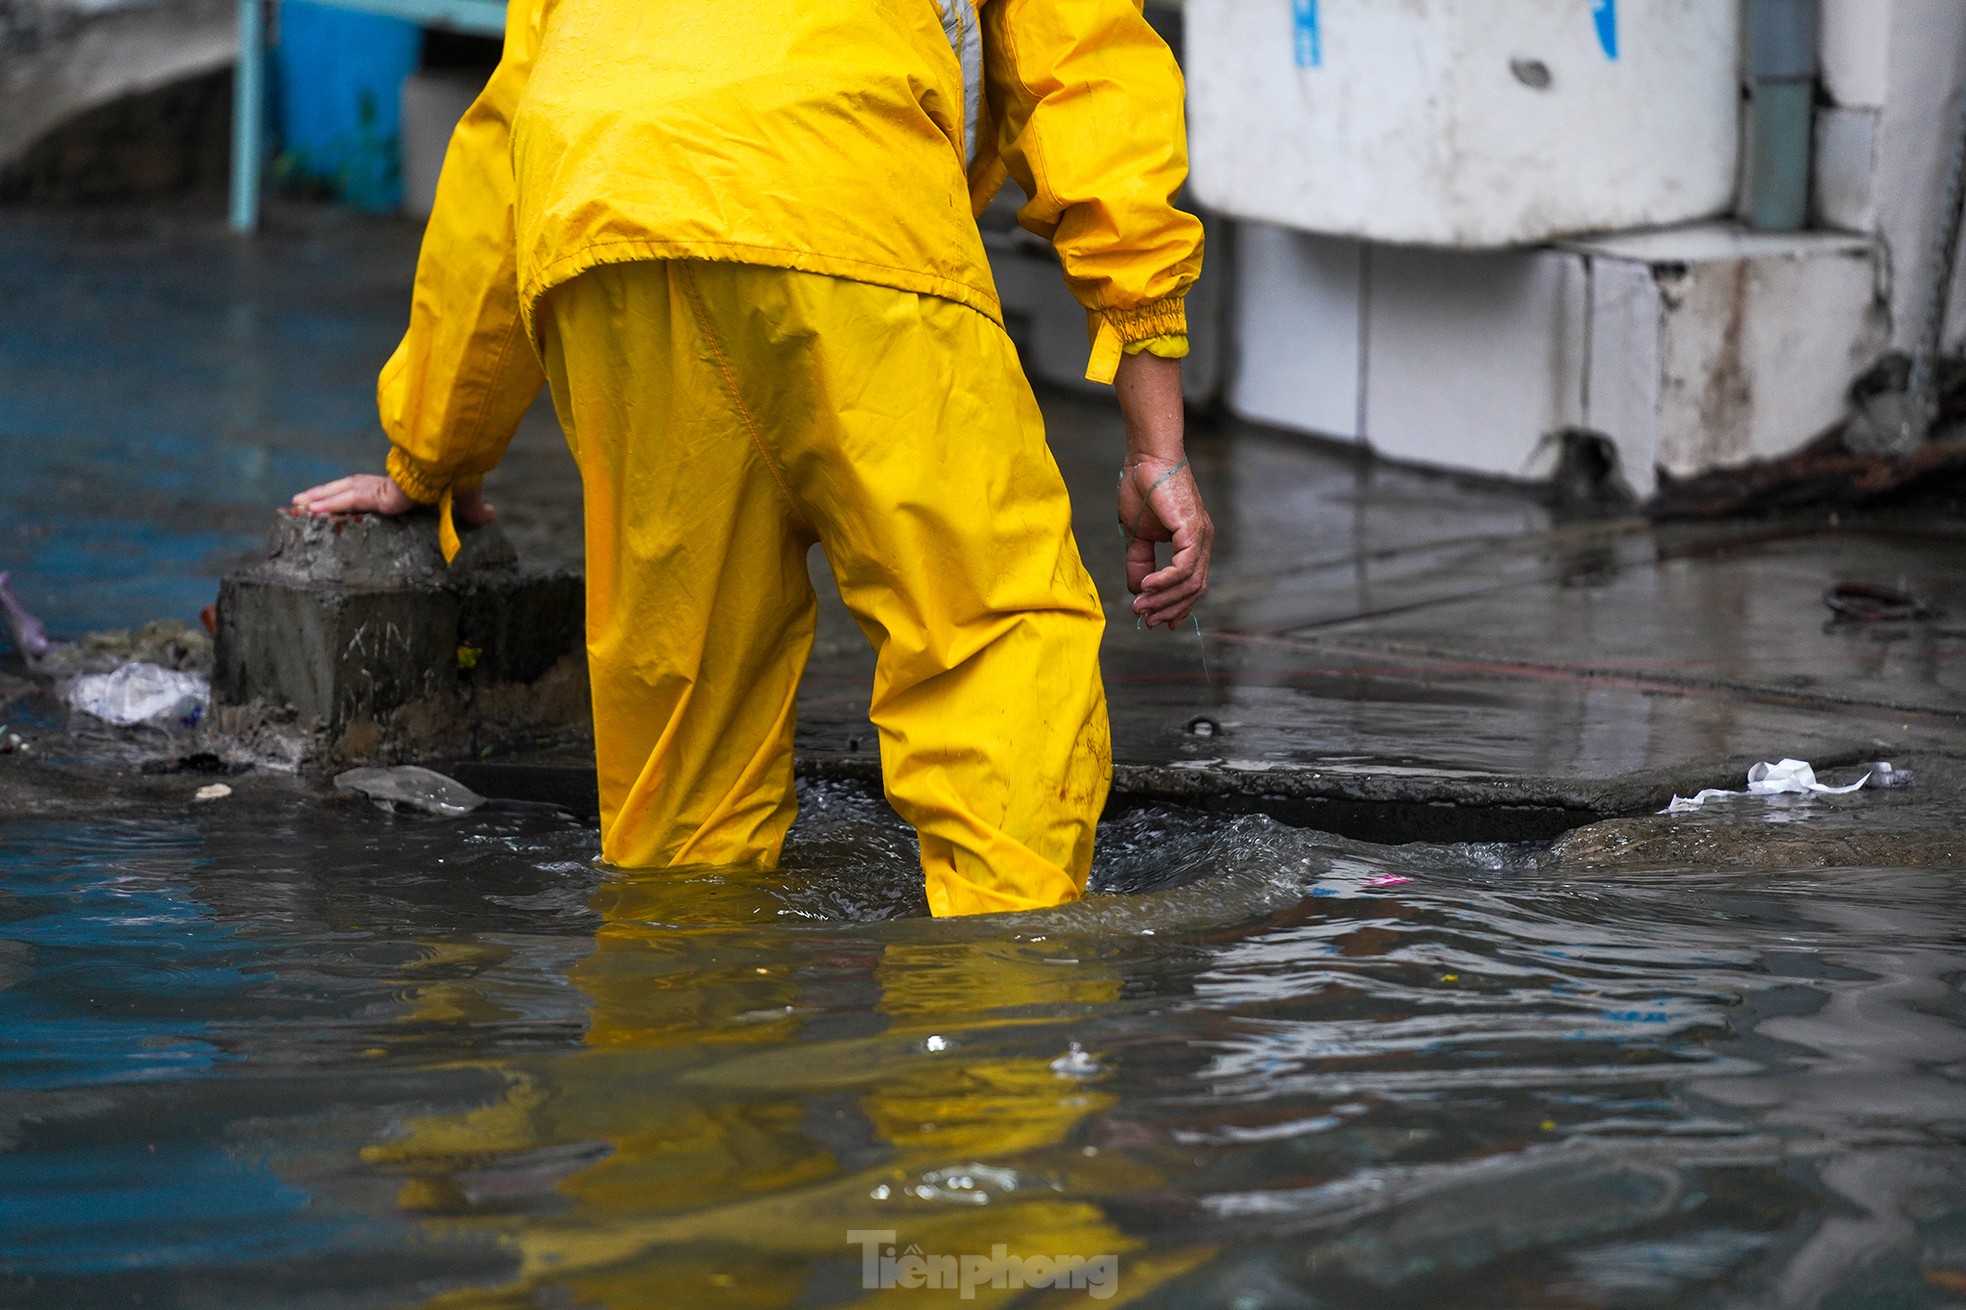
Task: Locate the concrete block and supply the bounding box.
[1362,245,1589,482]
[1226,223,1362,441]
[1566,225,1886,483]
[211,510,587,768]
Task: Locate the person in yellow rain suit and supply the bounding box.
[294,0,1213,916]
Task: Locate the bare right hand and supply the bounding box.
[1113,351,1212,628]
[1118,456,1212,628]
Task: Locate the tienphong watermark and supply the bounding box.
[849,1230,1119,1300]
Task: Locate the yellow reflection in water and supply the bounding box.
[362,865,1209,1306]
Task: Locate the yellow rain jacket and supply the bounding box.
[377,0,1205,504]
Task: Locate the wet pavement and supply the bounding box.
[4,200,1966,1308]
[4,200,1961,831]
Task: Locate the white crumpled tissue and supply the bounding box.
[1662,758,1871,814]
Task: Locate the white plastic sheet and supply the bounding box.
[1663,758,1871,814]
[68,662,209,728]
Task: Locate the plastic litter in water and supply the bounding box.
[194,783,233,802]
[1861,761,1916,789]
[1049,1042,1103,1079]
[1663,758,1873,814]
[1824,582,1930,622]
[334,765,486,816]
[0,571,59,661]
[67,663,209,728]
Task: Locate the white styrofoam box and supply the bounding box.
[1568,226,1886,483]
[1362,245,1589,480]
[1185,0,1743,248]
[1819,0,1891,109]
[1221,222,1882,495]
[1226,223,1363,440]
[1814,106,1881,232]
[400,70,486,220]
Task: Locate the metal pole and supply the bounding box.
[228,0,266,232]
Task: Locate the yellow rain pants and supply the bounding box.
[539,260,1111,916]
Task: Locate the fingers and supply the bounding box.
[289,473,419,518]
[1141,542,1206,603]
[290,475,374,510]
[1120,464,1214,629]
[1134,542,1209,627]
[1125,534,1159,597]
[291,484,380,515]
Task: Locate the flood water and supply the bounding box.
[3,779,1964,1308]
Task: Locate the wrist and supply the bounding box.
[385,446,445,505]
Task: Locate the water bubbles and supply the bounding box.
[909,1163,1026,1205]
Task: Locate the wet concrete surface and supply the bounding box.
[3,199,1964,843]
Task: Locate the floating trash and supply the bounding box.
[0,572,57,661]
[334,765,486,816]
[194,783,233,803]
[1861,760,1916,789]
[1049,1042,1104,1079]
[68,663,209,728]
[1663,758,1872,814]
[1824,582,1930,622]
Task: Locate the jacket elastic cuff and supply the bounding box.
[1100,297,1189,344]
[1083,298,1190,385]
[386,447,447,505]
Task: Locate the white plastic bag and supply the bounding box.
[68,662,209,728]
[1663,758,1871,814]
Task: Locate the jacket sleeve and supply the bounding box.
[979,0,1204,383]
[377,0,547,505]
